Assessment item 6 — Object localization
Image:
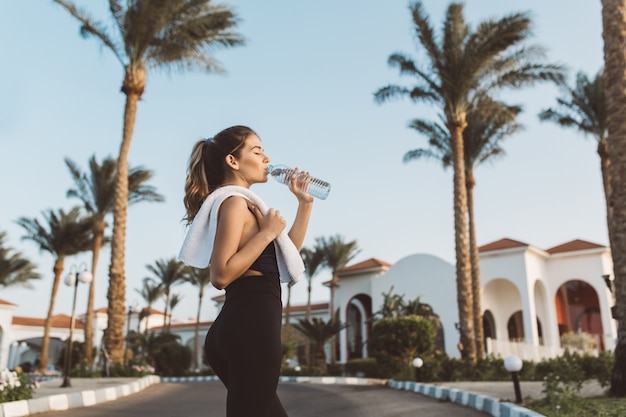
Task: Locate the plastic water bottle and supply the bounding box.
[268,164,331,200]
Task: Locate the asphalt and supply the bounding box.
[1,376,606,417]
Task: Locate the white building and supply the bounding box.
[0,237,616,370]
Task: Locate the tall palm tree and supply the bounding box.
[0,231,41,289]
[374,1,564,361]
[538,70,613,247]
[300,247,325,366]
[52,0,245,363]
[16,207,93,371]
[601,0,626,396]
[184,266,212,371]
[404,96,522,357]
[314,235,360,365]
[168,293,183,328]
[145,257,186,333]
[135,277,164,332]
[292,317,346,374]
[65,155,164,366]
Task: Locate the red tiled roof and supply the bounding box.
[546,239,606,254]
[12,314,84,329]
[283,302,328,313]
[479,238,529,253]
[340,258,391,273]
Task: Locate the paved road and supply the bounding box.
[37,380,489,416]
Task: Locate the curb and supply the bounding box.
[0,375,160,417]
[162,375,387,385]
[387,380,546,417]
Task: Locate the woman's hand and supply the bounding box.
[249,205,286,239]
[288,167,315,203]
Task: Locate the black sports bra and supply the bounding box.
[249,241,279,278]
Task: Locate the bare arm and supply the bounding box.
[209,196,286,289]
[286,169,315,250]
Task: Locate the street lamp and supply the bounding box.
[60,263,93,388]
[503,355,523,404]
[123,303,137,366]
[412,357,423,382]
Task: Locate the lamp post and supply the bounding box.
[504,355,523,404]
[60,263,93,388]
[123,304,136,366]
[412,357,423,382]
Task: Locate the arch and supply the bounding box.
[483,310,496,340]
[507,311,524,341]
[555,280,604,350]
[345,294,372,360]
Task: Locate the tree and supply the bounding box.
[374,1,563,361]
[16,207,93,371]
[65,155,164,366]
[145,258,186,332]
[53,0,245,363]
[314,235,360,365]
[404,96,522,357]
[300,247,325,365]
[0,231,41,289]
[539,70,613,248]
[601,0,626,397]
[168,293,183,328]
[184,266,212,371]
[135,277,164,333]
[292,317,346,374]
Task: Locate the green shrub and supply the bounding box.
[368,315,435,378]
[345,358,381,378]
[0,370,35,403]
[153,343,192,376]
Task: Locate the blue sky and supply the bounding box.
[0,0,606,323]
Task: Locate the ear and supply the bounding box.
[225,154,239,170]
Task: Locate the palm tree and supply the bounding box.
[184,266,212,371]
[404,96,522,357]
[601,0,626,396]
[135,277,164,333]
[16,207,93,371]
[292,317,346,374]
[314,235,360,365]
[145,258,187,332]
[539,70,613,245]
[52,0,245,363]
[374,1,564,361]
[300,247,325,366]
[168,293,183,328]
[65,155,164,366]
[0,231,41,289]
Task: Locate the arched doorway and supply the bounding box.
[345,294,371,360]
[555,280,604,350]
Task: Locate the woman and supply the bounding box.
[178,125,313,417]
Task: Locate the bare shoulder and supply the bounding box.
[219,195,251,216]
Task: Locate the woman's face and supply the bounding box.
[231,134,270,185]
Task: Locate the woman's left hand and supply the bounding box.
[288,168,314,203]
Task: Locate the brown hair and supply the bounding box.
[183,125,257,224]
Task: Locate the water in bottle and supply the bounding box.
[268,164,331,200]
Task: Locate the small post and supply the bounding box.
[504,355,523,404]
[412,357,423,382]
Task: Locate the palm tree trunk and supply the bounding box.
[194,293,203,371]
[163,290,171,332]
[329,279,337,366]
[599,139,616,263]
[85,219,105,368]
[106,67,145,364]
[305,282,312,366]
[448,119,476,362]
[603,0,626,396]
[466,170,485,358]
[39,257,65,372]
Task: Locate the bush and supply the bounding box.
[0,370,36,403]
[345,358,381,378]
[368,315,435,378]
[153,342,192,376]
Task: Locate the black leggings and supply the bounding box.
[204,275,288,417]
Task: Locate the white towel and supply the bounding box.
[178,185,303,286]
